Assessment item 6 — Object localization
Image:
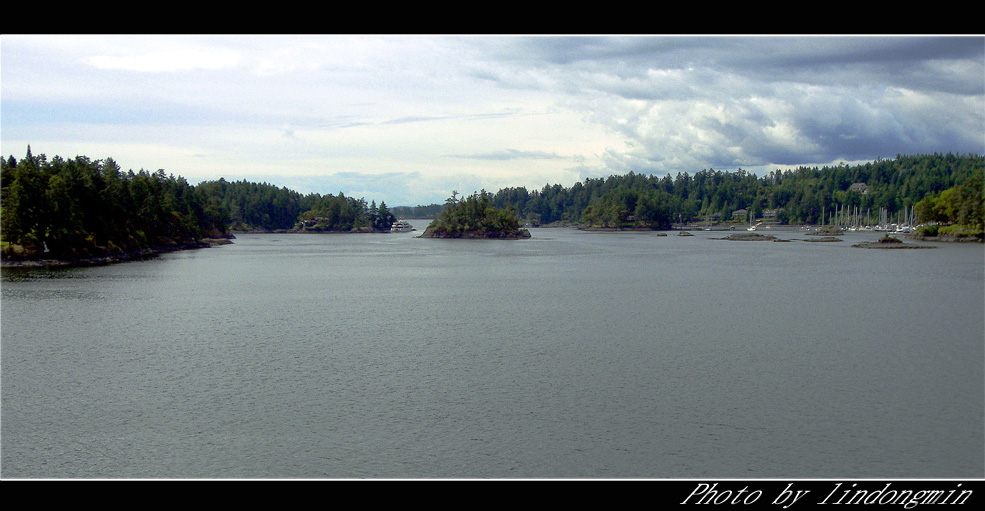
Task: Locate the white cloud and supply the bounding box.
[2,35,982,205]
[83,48,243,73]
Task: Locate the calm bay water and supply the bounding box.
[2,222,983,479]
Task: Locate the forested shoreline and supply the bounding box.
[2,148,982,264]
[485,153,983,233]
[0,147,397,263]
[2,148,230,263]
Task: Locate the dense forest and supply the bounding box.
[2,148,982,261]
[1,148,228,260]
[0,147,395,261]
[484,153,984,231]
[912,169,984,237]
[194,178,395,233]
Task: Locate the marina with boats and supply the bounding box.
[689,203,923,236]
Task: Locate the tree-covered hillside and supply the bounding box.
[3,149,982,262]
[1,148,229,260]
[912,168,984,238]
[0,147,397,262]
[484,153,983,230]
[193,178,394,232]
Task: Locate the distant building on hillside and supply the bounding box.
[763,208,781,219]
[848,182,868,194]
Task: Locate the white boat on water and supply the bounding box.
[391,220,414,232]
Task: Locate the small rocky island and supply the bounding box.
[853,234,935,249]
[419,191,531,239]
[715,232,781,242]
[806,225,845,236]
[420,226,531,239]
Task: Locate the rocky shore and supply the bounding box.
[418,227,531,239]
[852,235,935,249]
[806,226,845,236]
[1,237,234,269]
[535,221,584,228]
[577,225,667,232]
[713,232,782,242]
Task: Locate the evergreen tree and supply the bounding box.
[376,201,395,231]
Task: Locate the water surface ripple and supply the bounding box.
[2,224,982,478]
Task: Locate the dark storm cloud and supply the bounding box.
[485,36,984,96]
[467,36,983,174]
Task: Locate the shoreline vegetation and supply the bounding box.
[2,149,981,267]
[2,237,234,268]
[418,191,531,239]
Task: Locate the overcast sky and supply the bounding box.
[2,35,983,206]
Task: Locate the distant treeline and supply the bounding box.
[0,147,394,260]
[479,153,984,229]
[3,148,982,260]
[391,203,444,219]
[194,178,395,233]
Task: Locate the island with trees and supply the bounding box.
[419,191,531,239]
[3,148,982,267]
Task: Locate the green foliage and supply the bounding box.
[938,224,982,238]
[1,149,229,260]
[1,147,405,262]
[192,179,396,233]
[580,185,675,228]
[479,153,983,228]
[295,192,369,232]
[194,178,302,231]
[914,167,984,234]
[373,201,396,232]
[427,190,523,234]
[6,148,980,260]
